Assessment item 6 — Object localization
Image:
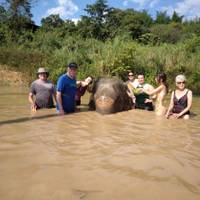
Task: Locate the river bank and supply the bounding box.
[0,65,26,86]
[1,37,200,94]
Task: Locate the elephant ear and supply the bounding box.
[88,78,99,94]
[88,78,101,111]
[88,98,95,110]
[121,83,133,111]
[87,83,93,93]
[113,80,133,112]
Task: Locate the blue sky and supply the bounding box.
[30,0,200,25]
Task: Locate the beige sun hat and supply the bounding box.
[37,68,48,74]
[37,68,49,77]
[175,74,186,83]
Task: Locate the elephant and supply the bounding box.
[88,77,133,114]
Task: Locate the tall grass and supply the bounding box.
[0,35,200,94]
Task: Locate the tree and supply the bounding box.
[84,0,109,23]
[121,9,153,39]
[150,23,183,44]
[41,14,64,31]
[0,5,8,22]
[6,0,33,18]
[78,0,110,40]
[104,8,124,38]
[183,19,200,37]
[3,0,35,38]
[77,16,94,38]
[0,5,10,44]
[155,11,171,24]
[62,19,77,35]
[171,11,183,23]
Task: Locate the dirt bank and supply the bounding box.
[0,65,26,86]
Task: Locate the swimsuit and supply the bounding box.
[172,90,190,115]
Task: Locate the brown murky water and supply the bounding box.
[0,86,200,200]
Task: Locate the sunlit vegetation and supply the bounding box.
[0,0,200,94]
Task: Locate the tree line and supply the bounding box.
[0,0,200,94]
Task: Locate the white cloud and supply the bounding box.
[123,0,129,6]
[71,18,80,25]
[130,0,149,7]
[58,0,67,6]
[46,0,78,18]
[162,0,200,20]
[123,0,159,8]
[149,0,159,8]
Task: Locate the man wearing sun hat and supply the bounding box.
[56,62,78,115]
[28,67,56,111]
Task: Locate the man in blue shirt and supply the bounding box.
[56,62,78,114]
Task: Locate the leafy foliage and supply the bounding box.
[0,0,200,94]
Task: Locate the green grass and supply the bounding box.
[0,35,200,94]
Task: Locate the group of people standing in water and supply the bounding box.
[126,71,192,119]
[28,62,92,115]
[28,62,193,119]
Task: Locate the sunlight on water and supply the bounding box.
[0,86,200,200]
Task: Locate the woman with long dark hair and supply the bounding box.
[143,72,168,116]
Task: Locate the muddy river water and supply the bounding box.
[0,86,200,200]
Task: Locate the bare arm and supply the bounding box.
[127,83,135,97]
[52,83,57,104]
[56,91,64,115]
[52,85,57,105]
[53,91,57,105]
[144,85,163,95]
[165,92,174,118]
[144,84,157,100]
[28,92,37,111]
[127,83,136,101]
[76,80,81,87]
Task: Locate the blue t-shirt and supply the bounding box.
[56,74,77,113]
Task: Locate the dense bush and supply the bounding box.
[0,47,48,83]
[1,35,200,94]
[0,0,200,94]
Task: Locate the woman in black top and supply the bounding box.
[165,74,192,119]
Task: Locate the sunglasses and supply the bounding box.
[176,81,185,84]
